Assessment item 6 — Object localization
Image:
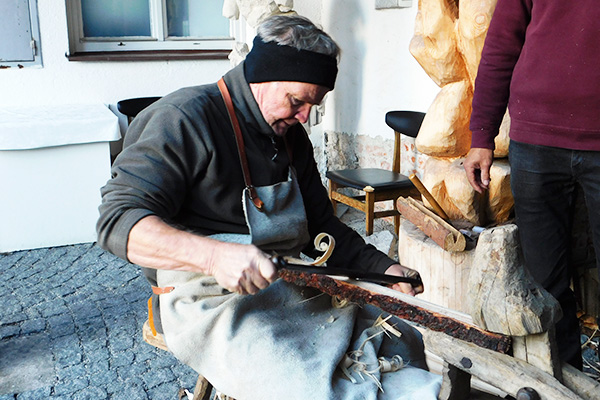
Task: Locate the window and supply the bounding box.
[66,0,240,60]
[0,0,42,68]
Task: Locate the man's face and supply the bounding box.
[250,81,330,136]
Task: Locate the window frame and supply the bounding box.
[0,0,42,68]
[65,0,243,60]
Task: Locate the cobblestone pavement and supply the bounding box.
[0,243,198,400]
[0,208,394,400]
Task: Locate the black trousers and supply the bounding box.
[509,140,600,369]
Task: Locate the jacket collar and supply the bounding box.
[222,62,275,138]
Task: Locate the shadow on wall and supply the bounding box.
[327,0,365,140]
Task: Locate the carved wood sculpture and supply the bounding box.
[223,0,297,64]
[410,0,513,225]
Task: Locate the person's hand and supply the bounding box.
[384,264,424,296]
[463,148,493,193]
[207,242,278,295]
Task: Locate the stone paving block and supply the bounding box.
[53,341,84,367]
[71,386,109,400]
[38,298,69,318]
[86,357,110,374]
[109,335,135,352]
[15,386,52,400]
[110,383,149,400]
[104,377,146,396]
[147,381,182,400]
[56,363,87,381]
[17,289,50,309]
[87,368,118,387]
[116,362,149,381]
[0,324,20,339]
[110,350,136,368]
[20,318,46,335]
[149,352,181,369]
[52,377,89,396]
[84,336,107,359]
[2,311,26,325]
[51,285,77,298]
[47,315,77,338]
[141,366,177,389]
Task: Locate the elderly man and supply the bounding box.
[98,15,440,399]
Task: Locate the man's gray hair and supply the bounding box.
[257,15,340,61]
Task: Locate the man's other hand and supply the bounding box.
[464,148,494,193]
[384,264,424,296]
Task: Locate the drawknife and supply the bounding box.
[271,255,423,287]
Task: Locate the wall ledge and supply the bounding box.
[65,50,230,62]
[375,0,413,9]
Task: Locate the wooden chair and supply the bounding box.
[117,96,161,124]
[326,111,425,235]
[113,97,161,162]
[142,320,230,400]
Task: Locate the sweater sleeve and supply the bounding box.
[470,0,532,149]
[290,127,396,275]
[96,104,207,260]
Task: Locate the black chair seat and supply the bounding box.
[326,168,413,191]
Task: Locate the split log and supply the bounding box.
[278,269,511,353]
[416,80,473,157]
[408,174,451,221]
[561,363,600,399]
[397,196,465,252]
[487,159,513,223]
[409,0,467,87]
[467,224,562,336]
[423,330,582,400]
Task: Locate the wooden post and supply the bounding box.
[512,330,563,382]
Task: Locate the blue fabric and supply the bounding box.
[509,139,600,368]
[156,274,441,400]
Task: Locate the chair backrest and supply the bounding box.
[385,111,426,173]
[117,96,161,124]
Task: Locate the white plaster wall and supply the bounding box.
[0,1,230,114]
[296,0,439,139]
[0,0,437,144]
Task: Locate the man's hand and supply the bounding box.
[384,264,424,296]
[127,216,277,296]
[207,242,278,295]
[463,148,494,193]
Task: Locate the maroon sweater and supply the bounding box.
[470,0,600,151]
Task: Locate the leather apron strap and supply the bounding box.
[218,77,264,211]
